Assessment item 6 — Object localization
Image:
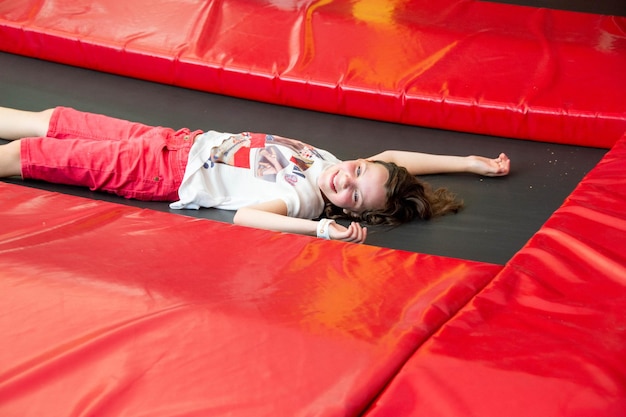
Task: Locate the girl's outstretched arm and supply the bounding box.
[368,150,510,177]
[233,199,368,243]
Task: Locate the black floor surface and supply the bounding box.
[486,0,626,16]
[0,52,608,264]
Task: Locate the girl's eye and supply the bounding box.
[353,166,362,203]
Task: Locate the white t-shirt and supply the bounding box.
[170,131,341,219]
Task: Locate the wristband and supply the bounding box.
[316,218,335,239]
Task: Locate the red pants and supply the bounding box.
[20,107,201,201]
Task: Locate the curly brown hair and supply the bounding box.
[324,160,463,226]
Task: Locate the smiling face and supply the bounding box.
[317,159,389,215]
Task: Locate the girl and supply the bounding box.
[0,106,510,243]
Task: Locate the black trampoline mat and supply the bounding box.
[484,0,626,16]
[0,52,607,264]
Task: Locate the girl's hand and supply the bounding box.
[329,221,368,243]
[467,153,511,177]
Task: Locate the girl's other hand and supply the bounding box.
[467,153,510,177]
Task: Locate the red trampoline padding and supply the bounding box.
[362,133,626,417]
[0,0,624,147]
[0,182,501,417]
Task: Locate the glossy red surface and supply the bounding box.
[1,1,625,415]
[363,133,626,417]
[1,0,624,146]
[0,182,502,416]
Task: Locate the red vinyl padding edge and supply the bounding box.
[1,1,625,415]
[0,182,502,416]
[1,0,624,147]
[362,132,626,417]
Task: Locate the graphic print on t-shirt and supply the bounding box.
[203,133,323,185]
